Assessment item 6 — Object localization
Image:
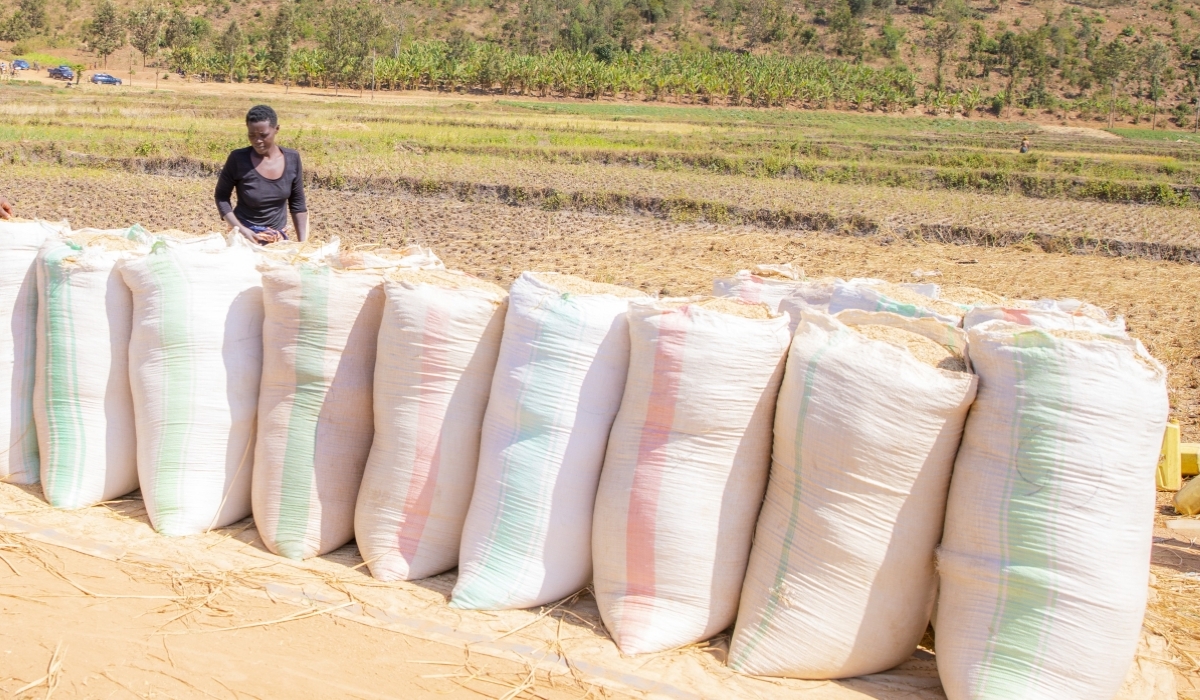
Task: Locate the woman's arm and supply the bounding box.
[289,152,309,242]
[291,211,309,242]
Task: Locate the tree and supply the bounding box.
[84,1,126,68]
[1,0,48,42]
[218,20,246,83]
[829,0,865,61]
[922,0,965,92]
[1138,41,1170,129]
[265,5,294,86]
[1091,38,1133,127]
[321,2,384,92]
[127,4,167,66]
[163,10,208,52]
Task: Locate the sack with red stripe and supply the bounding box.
[592,297,790,655]
[252,246,442,560]
[712,264,803,312]
[355,269,507,581]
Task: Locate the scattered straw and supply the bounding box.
[12,640,65,699]
[939,285,1006,306]
[690,297,773,319]
[68,232,144,251]
[159,601,354,635]
[853,324,966,372]
[532,272,644,298]
[389,268,505,294]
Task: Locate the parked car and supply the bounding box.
[12,59,29,71]
[90,73,121,85]
[48,65,74,81]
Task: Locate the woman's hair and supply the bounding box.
[246,104,278,127]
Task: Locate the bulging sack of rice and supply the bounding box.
[964,298,1126,335]
[728,310,976,679]
[592,297,790,655]
[1,219,67,484]
[355,269,507,581]
[452,272,645,610]
[713,264,803,312]
[936,322,1167,700]
[120,236,265,536]
[829,280,962,326]
[34,227,152,509]
[252,247,443,561]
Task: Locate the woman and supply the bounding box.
[215,105,308,244]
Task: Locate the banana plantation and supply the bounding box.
[169,40,924,110]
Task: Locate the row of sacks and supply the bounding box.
[0,220,1168,699]
[715,265,1165,698]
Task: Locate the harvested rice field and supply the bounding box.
[3,79,1200,699]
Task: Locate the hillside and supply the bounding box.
[3,0,1199,127]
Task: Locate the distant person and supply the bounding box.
[0,194,12,219]
[215,105,308,244]
[1019,137,1031,154]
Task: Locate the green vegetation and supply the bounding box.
[5,0,1200,128]
[3,80,1200,222]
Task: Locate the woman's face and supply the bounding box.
[247,121,279,155]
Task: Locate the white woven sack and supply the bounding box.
[728,310,977,678]
[777,277,842,333]
[452,272,644,610]
[592,298,790,655]
[829,280,961,326]
[936,321,1167,700]
[0,219,66,484]
[252,247,442,561]
[964,299,1126,336]
[712,264,803,312]
[356,271,507,581]
[120,236,264,536]
[34,228,151,509]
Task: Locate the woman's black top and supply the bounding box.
[214,147,307,231]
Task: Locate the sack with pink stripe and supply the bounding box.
[452,272,645,610]
[592,298,790,655]
[252,247,442,561]
[712,264,803,312]
[355,270,507,581]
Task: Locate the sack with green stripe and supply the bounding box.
[34,226,152,509]
[592,297,790,655]
[829,279,963,326]
[120,235,265,536]
[728,310,976,678]
[0,218,67,485]
[452,272,646,610]
[252,247,443,561]
[936,321,1167,700]
[356,269,507,581]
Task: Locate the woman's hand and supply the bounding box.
[0,195,13,220]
